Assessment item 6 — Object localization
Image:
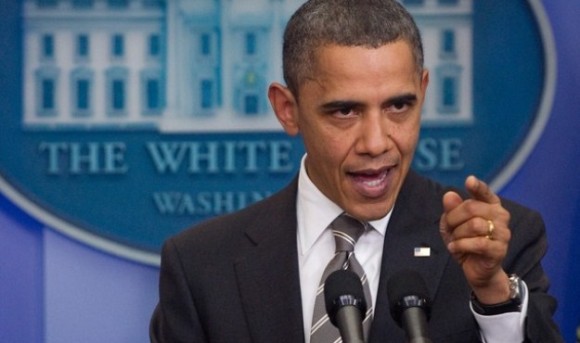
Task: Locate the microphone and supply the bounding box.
[387,270,432,343]
[324,269,367,343]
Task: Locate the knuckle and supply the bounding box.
[470,218,486,234]
[480,217,490,231]
[463,199,478,216]
[502,209,511,223]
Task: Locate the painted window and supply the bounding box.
[141,69,164,115]
[77,80,90,110]
[42,79,56,112]
[41,34,54,60]
[148,34,160,57]
[244,94,259,115]
[35,67,59,117]
[245,32,256,56]
[436,64,462,114]
[112,80,125,110]
[71,68,93,117]
[111,34,124,58]
[441,30,456,57]
[76,34,90,59]
[201,33,211,56]
[201,80,213,109]
[106,67,128,116]
[442,77,457,107]
[146,80,160,110]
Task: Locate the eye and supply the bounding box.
[334,106,356,117]
[322,101,360,119]
[385,95,417,115]
[389,100,410,113]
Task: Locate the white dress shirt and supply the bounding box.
[297,155,390,342]
[295,155,527,343]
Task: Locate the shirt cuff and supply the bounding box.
[470,281,529,343]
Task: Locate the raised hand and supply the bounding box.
[439,175,512,304]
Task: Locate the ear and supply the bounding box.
[268,82,300,136]
[420,69,430,98]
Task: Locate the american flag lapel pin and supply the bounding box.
[414,246,431,257]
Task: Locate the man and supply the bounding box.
[150,0,563,342]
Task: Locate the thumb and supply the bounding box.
[442,191,463,213]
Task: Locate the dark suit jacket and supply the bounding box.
[150,171,562,342]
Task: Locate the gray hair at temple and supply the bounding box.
[282,0,424,97]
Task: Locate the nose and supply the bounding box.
[356,112,392,157]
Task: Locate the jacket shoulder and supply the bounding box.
[167,177,298,251]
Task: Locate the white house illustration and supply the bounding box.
[22,0,473,132]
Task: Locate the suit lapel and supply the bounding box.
[370,172,451,342]
[233,179,305,343]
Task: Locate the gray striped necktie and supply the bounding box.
[310,213,374,343]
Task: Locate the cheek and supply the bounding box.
[392,123,420,155]
[315,139,346,167]
[307,137,352,181]
[305,121,349,158]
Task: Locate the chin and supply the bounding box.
[348,202,393,221]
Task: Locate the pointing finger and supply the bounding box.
[465,175,500,205]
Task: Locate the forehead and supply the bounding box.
[301,41,420,92]
[317,40,415,67]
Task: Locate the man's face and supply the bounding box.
[271,41,428,221]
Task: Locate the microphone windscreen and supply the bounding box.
[387,269,431,326]
[324,269,367,325]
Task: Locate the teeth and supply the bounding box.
[364,179,381,187]
[362,170,387,187]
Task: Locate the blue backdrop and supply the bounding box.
[1,1,579,342]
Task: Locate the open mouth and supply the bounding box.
[348,166,395,198]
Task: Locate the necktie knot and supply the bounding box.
[331,213,367,253]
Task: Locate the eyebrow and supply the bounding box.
[319,93,418,112]
[383,93,418,107]
[319,100,361,112]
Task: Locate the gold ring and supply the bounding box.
[486,220,495,240]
